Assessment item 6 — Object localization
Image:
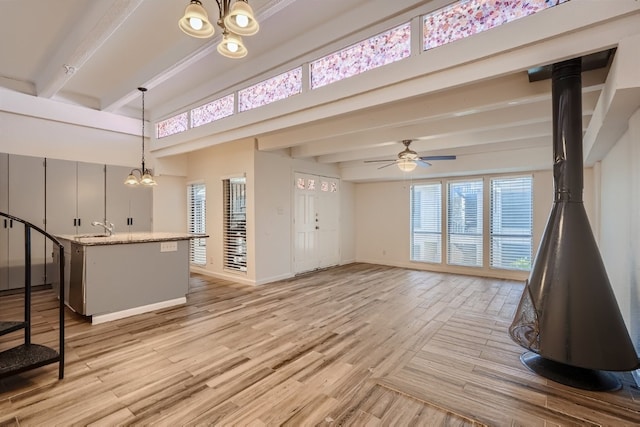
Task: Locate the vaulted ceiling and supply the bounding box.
[2,0,640,182]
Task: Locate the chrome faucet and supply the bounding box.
[91,220,115,236]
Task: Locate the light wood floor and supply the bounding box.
[1,263,639,426]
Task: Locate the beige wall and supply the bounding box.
[354,170,595,281]
[152,175,187,233]
[186,139,256,284]
[186,141,355,286]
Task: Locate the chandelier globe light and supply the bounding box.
[178,1,215,38]
[223,0,259,36]
[217,30,247,58]
[179,0,259,58]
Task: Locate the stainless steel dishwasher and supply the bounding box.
[69,243,86,314]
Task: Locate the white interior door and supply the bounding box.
[317,176,340,269]
[293,173,339,274]
[294,173,317,273]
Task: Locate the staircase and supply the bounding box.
[0,212,65,380]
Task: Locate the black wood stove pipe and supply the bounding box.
[509,58,639,376]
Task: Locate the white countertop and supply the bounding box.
[55,232,208,246]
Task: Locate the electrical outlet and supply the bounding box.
[160,241,178,252]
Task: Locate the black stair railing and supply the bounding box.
[0,211,65,380]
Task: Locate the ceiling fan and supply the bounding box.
[364,140,456,171]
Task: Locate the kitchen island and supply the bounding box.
[55,232,207,324]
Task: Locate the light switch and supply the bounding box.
[160,241,178,252]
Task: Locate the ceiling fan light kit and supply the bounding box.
[364,139,456,171]
[397,158,418,172]
[179,0,259,59]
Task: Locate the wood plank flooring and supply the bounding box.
[0,263,638,425]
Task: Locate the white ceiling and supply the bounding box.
[2,0,640,182]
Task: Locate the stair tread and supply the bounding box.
[0,344,60,377]
[0,321,25,336]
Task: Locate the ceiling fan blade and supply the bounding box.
[420,155,456,161]
[377,162,397,170]
[416,159,431,167]
[364,159,396,163]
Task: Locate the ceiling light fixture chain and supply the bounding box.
[178,0,259,58]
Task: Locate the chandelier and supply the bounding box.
[178,0,259,59]
[124,87,157,186]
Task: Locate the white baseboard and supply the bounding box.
[190,266,296,286]
[91,297,187,325]
[190,266,256,286]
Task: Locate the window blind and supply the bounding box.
[447,180,483,267]
[223,177,247,272]
[410,183,442,263]
[490,176,533,271]
[187,183,206,265]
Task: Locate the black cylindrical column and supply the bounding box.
[552,59,583,203]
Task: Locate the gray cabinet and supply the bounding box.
[0,153,8,291]
[106,165,152,232]
[45,159,105,235]
[0,154,46,290]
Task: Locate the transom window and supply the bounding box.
[310,22,411,90]
[155,0,571,139]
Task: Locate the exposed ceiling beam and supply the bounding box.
[315,122,556,163]
[259,69,605,153]
[289,91,598,162]
[36,0,145,100]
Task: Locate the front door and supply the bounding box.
[293,173,339,274]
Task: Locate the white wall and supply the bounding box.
[354,169,595,281]
[252,150,352,284]
[254,150,294,284]
[0,112,141,167]
[599,107,640,351]
[340,180,356,265]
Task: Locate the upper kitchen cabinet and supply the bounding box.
[45,159,105,235]
[0,154,8,291]
[0,154,46,290]
[105,165,152,232]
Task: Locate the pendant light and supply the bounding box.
[125,87,157,186]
